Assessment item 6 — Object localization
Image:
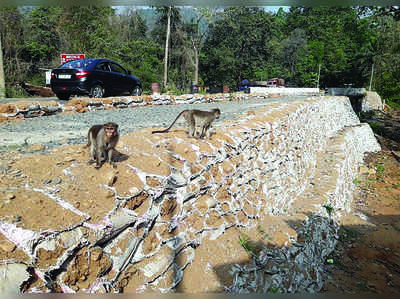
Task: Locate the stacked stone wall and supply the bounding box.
[0,96,380,293]
[249,87,320,96]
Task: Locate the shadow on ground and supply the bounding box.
[210,212,400,294]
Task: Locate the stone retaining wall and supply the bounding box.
[362,91,384,111]
[0,96,380,293]
[327,88,367,96]
[249,87,321,96]
[327,89,384,112]
[228,122,380,293]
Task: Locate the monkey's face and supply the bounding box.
[104,125,117,137]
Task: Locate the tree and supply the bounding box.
[372,15,400,103]
[0,35,5,98]
[163,6,171,89]
[282,28,308,79]
[18,7,61,85]
[22,7,60,63]
[185,8,216,86]
[152,6,193,91]
[57,6,116,57]
[376,6,400,21]
[113,7,147,43]
[284,7,368,87]
[201,7,278,89]
[114,39,163,93]
[0,7,28,85]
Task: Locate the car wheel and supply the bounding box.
[56,93,71,101]
[130,86,142,96]
[90,85,105,98]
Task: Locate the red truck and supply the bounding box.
[267,78,285,87]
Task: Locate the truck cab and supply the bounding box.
[267,78,285,87]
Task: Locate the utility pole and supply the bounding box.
[163,6,171,91]
[369,63,374,91]
[0,35,5,99]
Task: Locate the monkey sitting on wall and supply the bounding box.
[87,122,119,169]
[152,108,221,139]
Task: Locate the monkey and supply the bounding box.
[87,122,119,169]
[152,108,221,139]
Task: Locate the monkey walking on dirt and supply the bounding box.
[152,108,221,139]
[87,122,119,169]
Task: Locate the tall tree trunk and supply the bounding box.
[369,62,374,91]
[163,6,171,90]
[193,44,199,86]
[0,36,5,99]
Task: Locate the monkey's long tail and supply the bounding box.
[152,110,187,134]
[85,131,92,148]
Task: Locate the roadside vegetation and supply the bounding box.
[0,6,399,108]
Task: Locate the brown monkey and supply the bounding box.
[152,108,221,139]
[87,122,119,169]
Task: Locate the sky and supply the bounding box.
[112,6,289,13]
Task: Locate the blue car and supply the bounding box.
[239,79,249,91]
[50,58,142,101]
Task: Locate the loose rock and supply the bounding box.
[0,241,16,252]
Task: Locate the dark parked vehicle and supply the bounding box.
[50,58,142,100]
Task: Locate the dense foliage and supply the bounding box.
[0,6,399,103]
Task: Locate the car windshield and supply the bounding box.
[60,59,94,69]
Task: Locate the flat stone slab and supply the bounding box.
[0,263,30,294]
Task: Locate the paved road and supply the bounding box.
[0,96,308,152]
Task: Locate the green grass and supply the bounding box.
[5,86,29,98]
[28,73,46,86]
[323,203,334,217]
[365,178,376,187]
[339,226,362,242]
[325,250,348,270]
[360,110,376,120]
[369,122,385,135]
[239,233,257,257]
[268,287,280,294]
[386,99,400,110]
[353,178,362,185]
[376,164,385,179]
